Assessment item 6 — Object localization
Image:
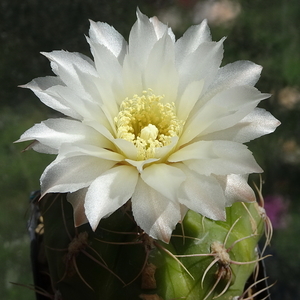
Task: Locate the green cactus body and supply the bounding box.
[38,193,265,300]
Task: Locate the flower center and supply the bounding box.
[115,90,184,160]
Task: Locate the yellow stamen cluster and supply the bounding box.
[115,90,184,160]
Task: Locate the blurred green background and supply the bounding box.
[1,0,299,299]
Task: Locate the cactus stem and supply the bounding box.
[171,212,268,300]
[253,182,273,255]
[80,248,126,285]
[124,244,150,287]
[227,234,259,253]
[241,203,259,234]
[224,217,242,245]
[201,257,220,288]
[203,263,233,300]
[45,197,127,287]
[154,241,195,280]
[72,256,94,291]
[230,254,271,265]
[92,228,156,287]
[212,267,232,299]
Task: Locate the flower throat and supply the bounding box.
[115,90,184,160]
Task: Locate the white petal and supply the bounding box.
[214,174,256,205]
[175,19,211,67]
[16,118,111,152]
[154,136,178,161]
[169,140,262,175]
[202,61,263,105]
[67,188,89,227]
[42,51,98,100]
[125,158,159,173]
[179,86,269,146]
[176,164,226,220]
[41,156,116,195]
[149,16,175,41]
[58,143,123,162]
[113,138,137,160]
[85,165,138,230]
[46,85,114,132]
[141,164,186,201]
[200,108,281,143]
[88,20,127,61]
[86,40,126,107]
[131,178,181,243]
[84,120,115,141]
[94,78,119,133]
[200,88,270,136]
[179,204,189,220]
[22,77,81,119]
[25,141,58,154]
[129,9,159,70]
[122,53,143,97]
[144,33,178,103]
[176,80,204,121]
[177,39,224,94]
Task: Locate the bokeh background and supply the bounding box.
[1,0,299,299]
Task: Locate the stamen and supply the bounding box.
[115,90,184,160]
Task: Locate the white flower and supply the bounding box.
[17,10,280,242]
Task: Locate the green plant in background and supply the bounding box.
[16,8,279,300]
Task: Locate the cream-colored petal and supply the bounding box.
[16,118,111,152]
[199,108,281,143]
[179,86,269,146]
[94,78,119,135]
[84,120,115,141]
[125,158,159,173]
[175,19,211,67]
[176,164,226,221]
[169,140,262,175]
[122,53,143,98]
[87,41,124,95]
[176,80,204,121]
[88,20,127,61]
[57,143,123,162]
[41,156,116,196]
[22,77,82,120]
[84,165,138,231]
[144,33,178,104]
[131,178,181,243]
[41,51,98,101]
[154,136,178,161]
[202,60,263,102]
[129,9,159,70]
[47,85,115,133]
[213,174,256,205]
[149,16,175,41]
[22,141,57,154]
[177,39,224,94]
[141,163,186,201]
[113,138,137,161]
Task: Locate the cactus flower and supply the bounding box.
[17,9,279,243]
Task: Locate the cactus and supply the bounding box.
[17,9,279,300]
[31,191,270,300]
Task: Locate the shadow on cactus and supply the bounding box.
[22,190,274,300]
